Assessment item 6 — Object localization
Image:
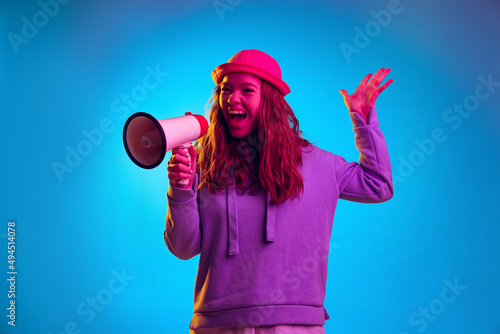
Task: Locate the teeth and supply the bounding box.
[229,110,245,115]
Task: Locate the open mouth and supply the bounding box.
[229,110,247,123]
[230,114,247,122]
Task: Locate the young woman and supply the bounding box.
[165,49,394,334]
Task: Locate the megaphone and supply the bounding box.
[123,111,208,170]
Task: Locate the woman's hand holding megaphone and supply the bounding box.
[167,144,197,189]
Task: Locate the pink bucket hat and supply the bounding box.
[212,49,291,96]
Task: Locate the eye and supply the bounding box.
[243,88,254,93]
[221,87,231,92]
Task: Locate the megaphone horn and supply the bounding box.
[123,112,208,169]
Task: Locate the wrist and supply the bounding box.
[351,110,368,123]
[170,179,193,190]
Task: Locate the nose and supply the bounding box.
[228,90,241,105]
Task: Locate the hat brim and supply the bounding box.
[212,63,291,97]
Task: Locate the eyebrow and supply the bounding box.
[241,83,259,89]
[221,82,259,89]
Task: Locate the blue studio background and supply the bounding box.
[1,0,499,333]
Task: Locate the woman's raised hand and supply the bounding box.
[167,144,197,189]
[339,68,394,123]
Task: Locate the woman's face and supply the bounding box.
[219,72,262,139]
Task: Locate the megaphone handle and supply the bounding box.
[176,141,193,187]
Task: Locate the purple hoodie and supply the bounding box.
[164,105,393,329]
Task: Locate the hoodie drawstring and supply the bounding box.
[226,172,276,256]
[227,177,239,255]
[265,192,276,242]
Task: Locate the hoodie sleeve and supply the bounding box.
[334,105,394,203]
[164,173,202,260]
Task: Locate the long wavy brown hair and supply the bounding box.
[195,79,312,204]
